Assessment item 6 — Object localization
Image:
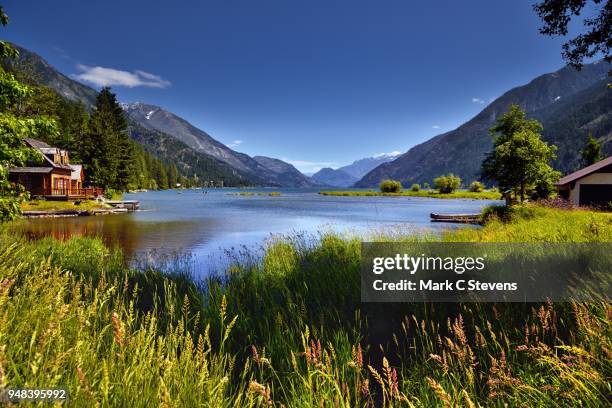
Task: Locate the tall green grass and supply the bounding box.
[0,205,610,406]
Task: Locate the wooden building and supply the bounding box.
[70,164,84,193]
[555,156,612,207]
[8,138,102,199]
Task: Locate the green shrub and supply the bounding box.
[410,183,420,192]
[423,182,430,190]
[529,168,559,200]
[468,181,484,192]
[480,204,542,223]
[103,188,123,200]
[379,179,402,193]
[433,173,461,193]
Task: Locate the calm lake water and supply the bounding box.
[15,189,501,276]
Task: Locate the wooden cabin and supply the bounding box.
[8,138,102,199]
[555,156,612,207]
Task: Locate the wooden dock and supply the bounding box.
[430,213,481,224]
[22,207,128,218]
[106,200,140,211]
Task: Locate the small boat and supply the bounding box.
[430,213,481,224]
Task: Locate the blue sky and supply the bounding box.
[1,1,591,173]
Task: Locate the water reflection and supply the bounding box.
[11,189,501,276]
[14,214,219,260]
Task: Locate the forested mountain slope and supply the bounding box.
[356,61,610,187]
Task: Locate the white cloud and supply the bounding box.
[432,125,440,129]
[472,97,485,104]
[227,140,243,148]
[282,159,338,174]
[74,64,171,88]
[373,151,401,158]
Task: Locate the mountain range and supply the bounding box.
[311,153,400,187]
[11,43,611,190]
[356,61,611,187]
[11,44,318,187]
[121,102,318,187]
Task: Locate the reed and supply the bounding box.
[0,205,610,406]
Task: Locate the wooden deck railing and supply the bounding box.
[69,187,104,197]
[42,187,104,198]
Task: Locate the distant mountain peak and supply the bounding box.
[252,156,320,187]
[373,151,401,159]
[310,152,400,187]
[122,103,160,120]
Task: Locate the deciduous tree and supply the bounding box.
[433,174,461,194]
[534,0,611,70]
[482,105,560,202]
[0,7,58,220]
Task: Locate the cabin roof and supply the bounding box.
[26,138,66,156]
[556,156,612,186]
[23,138,72,170]
[8,167,53,174]
[40,153,72,170]
[24,138,52,149]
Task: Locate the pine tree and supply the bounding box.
[167,164,179,188]
[155,160,169,189]
[580,134,603,167]
[115,138,135,191]
[81,87,132,190]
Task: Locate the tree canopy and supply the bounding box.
[534,0,611,70]
[0,8,58,220]
[482,105,560,202]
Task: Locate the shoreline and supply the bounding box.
[319,189,501,200]
[21,207,129,218]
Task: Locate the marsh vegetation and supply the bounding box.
[1,205,610,406]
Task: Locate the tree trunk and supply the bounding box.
[520,182,525,202]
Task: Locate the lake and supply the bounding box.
[15,189,501,276]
